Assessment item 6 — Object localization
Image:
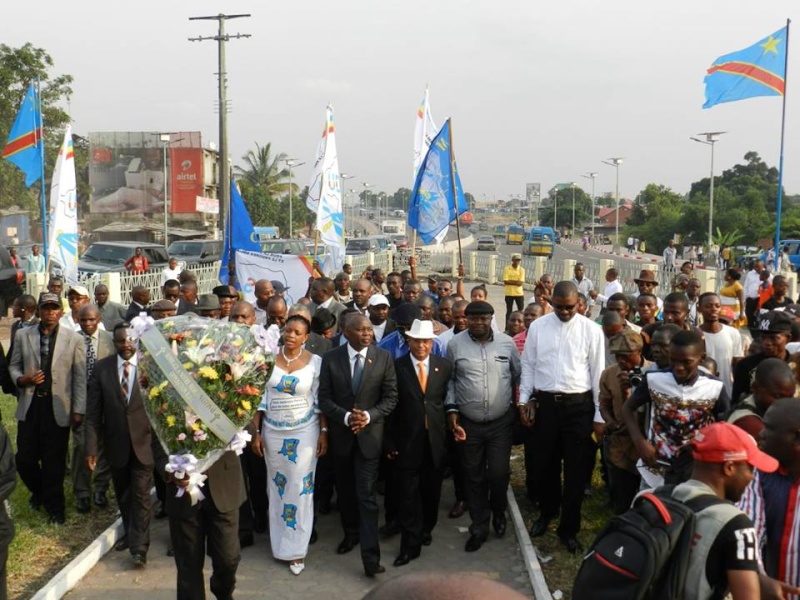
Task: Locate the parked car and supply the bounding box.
[78,241,170,276]
[477,235,497,251]
[167,239,223,265]
[391,234,409,250]
[345,238,378,256]
[260,239,308,255]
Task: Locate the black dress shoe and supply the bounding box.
[114,536,129,552]
[364,564,386,577]
[76,497,91,514]
[239,532,254,548]
[93,492,108,508]
[492,512,506,537]
[464,534,486,552]
[336,538,359,554]
[393,552,419,567]
[529,517,551,538]
[131,553,147,568]
[379,520,401,537]
[421,532,432,546]
[560,535,581,554]
[48,512,66,525]
[309,528,318,545]
[253,511,267,533]
[448,500,467,519]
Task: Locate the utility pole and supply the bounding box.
[189,13,251,282]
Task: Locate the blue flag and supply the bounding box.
[2,83,43,186]
[408,119,468,244]
[704,27,787,109]
[219,181,260,285]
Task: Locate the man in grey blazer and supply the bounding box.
[9,293,86,524]
[318,314,398,577]
[74,304,115,513]
[309,277,347,330]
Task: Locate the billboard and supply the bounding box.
[88,131,202,214]
[526,183,541,204]
[169,147,204,213]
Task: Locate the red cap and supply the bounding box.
[691,422,778,472]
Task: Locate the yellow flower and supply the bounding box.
[166,415,176,427]
[186,340,198,347]
[191,421,201,431]
[183,362,193,370]
[158,381,169,392]
[241,400,252,411]
[231,339,244,347]
[201,338,214,346]
[149,387,161,400]
[198,366,219,380]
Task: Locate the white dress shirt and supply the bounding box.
[743,269,767,299]
[519,312,606,422]
[60,314,105,333]
[117,353,138,403]
[371,320,388,342]
[344,345,371,426]
[161,266,182,285]
[594,279,624,307]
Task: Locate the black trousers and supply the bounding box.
[72,421,111,499]
[111,452,153,555]
[603,438,641,515]
[531,394,594,537]
[314,452,336,510]
[447,433,468,504]
[334,447,381,568]
[169,490,240,600]
[238,447,267,534]
[745,297,760,328]
[522,425,542,503]
[504,295,524,324]
[396,438,443,555]
[16,395,70,517]
[381,456,399,524]
[458,408,514,539]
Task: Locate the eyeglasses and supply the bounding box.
[553,303,577,311]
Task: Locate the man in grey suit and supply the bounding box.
[309,277,347,330]
[318,314,398,577]
[9,293,86,524]
[94,284,127,331]
[74,304,115,513]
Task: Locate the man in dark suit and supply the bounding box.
[385,320,452,567]
[85,322,153,567]
[10,293,86,524]
[167,451,246,600]
[345,278,373,316]
[125,286,150,322]
[319,314,399,577]
[94,284,127,330]
[309,277,347,329]
[175,281,198,316]
[74,305,115,513]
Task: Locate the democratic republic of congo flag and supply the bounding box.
[703,27,787,109]
[2,82,43,186]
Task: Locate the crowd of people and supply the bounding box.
[1,249,800,599]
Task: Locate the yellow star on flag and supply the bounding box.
[761,35,781,54]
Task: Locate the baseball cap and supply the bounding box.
[609,330,644,354]
[757,310,793,333]
[691,422,778,472]
[39,293,61,308]
[68,285,90,297]
[368,294,390,307]
[271,280,290,294]
[511,253,522,260]
[718,306,736,324]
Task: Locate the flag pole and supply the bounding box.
[447,119,464,267]
[774,18,791,271]
[36,78,48,265]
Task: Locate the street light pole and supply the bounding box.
[341,173,355,235]
[691,132,726,252]
[602,158,624,245]
[571,182,576,235]
[283,158,304,238]
[582,172,598,241]
[553,188,558,231]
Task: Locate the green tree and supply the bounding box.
[0,43,73,221]
[624,184,684,250]
[233,142,295,198]
[538,186,593,231]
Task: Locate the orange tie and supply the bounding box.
[417,361,427,392]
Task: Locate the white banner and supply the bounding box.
[235,250,314,306]
[48,126,79,284]
[413,87,439,179]
[315,106,345,271]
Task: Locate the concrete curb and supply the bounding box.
[31,517,123,599]
[507,486,552,599]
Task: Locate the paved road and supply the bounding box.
[64,289,535,600]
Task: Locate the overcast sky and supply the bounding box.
[5,1,799,202]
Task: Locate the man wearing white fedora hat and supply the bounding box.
[385,320,452,567]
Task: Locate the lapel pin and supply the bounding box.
[434,368,439,372]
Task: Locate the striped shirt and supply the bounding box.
[739,469,800,596]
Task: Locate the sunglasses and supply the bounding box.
[553,303,577,311]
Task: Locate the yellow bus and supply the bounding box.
[505,224,526,245]
[523,226,555,258]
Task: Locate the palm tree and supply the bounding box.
[233,142,296,198]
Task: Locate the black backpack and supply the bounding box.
[572,486,723,600]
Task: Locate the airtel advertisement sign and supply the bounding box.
[169,147,204,213]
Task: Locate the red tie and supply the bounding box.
[121,361,131,402]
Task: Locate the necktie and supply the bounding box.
[85,336,96,382]
[417,361,427,392]
[121,361,131,403]
[352,353,364,393]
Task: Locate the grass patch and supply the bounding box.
[509,446,613,599]
[0,393,119,599]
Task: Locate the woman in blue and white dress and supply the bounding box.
[251,315,328,575]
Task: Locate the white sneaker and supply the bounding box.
[289,561,305,576]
